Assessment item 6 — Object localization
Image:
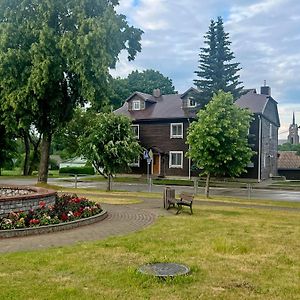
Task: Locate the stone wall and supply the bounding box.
[0,186,57,217]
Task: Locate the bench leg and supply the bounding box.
[176,204,182,214]
[190,205,193,215]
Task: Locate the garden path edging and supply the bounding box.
[0,210,108,238]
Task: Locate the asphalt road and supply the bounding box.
[1,177,300,202]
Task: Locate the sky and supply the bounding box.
[111,0,300,139]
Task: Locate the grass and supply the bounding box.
[80,175,257,188]
[35,183,300,210]
[0,205,299,299]
[0,169,66,178]
[271,181,300,188]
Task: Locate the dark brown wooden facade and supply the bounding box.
[130,119,192,177]
[115,86,280,181]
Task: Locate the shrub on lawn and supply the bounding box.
[59,166,95,175]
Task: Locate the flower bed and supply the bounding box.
[0,194,102,230]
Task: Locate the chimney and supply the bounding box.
[260,80,271,96]
[153,88,161,98]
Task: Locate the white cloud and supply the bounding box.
[228,0,285,23]
[114,0,300,133]
[131,0,170,30]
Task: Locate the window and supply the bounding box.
[131,125,139,139]
[132,100,141,110]
[269,123,272,139]
[187,97,196,107]
[129,157,140,167]
[169,151,183,168]
[170,123,183,138]
[247,161,254,168]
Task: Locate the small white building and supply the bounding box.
[59,157,87,169]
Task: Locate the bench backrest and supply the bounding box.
[179,192,194,202]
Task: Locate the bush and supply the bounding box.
[59,166,95,175]
[49,158,59,170]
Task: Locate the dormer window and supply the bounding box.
[187,97,196,107]
[132,100,141,110]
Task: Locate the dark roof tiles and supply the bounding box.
[235,92,269,114]
[115,93,194,120]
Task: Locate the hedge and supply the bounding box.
[59,166,95,175]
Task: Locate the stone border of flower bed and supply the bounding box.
[0,210,108,238]
[0,185,57,217]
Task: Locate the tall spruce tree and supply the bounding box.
[194,17,243,106]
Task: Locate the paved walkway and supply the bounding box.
[0,198,171,254]
[1,196,299,254]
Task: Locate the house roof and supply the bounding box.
[115,89,196,120]
[278,151,300,169]
[235,89,280,126]
[115,88,279,124]
[235,89,269,113]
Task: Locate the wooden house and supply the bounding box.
[115,85,280,181]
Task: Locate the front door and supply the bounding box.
[152,154,160,175]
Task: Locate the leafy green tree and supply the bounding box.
[278,142,300,155]
[109,69,176,109]
[79,113,142,191]
[187,91,253,198]
[0,0,142,183]
[52,108,96,159]
[194,17,243,107]
[0,124,18,175]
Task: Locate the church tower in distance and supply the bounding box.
[287,112,299,144]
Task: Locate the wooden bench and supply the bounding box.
[176,192,194,215]
[164,188,194,215]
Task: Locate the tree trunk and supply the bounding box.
[28,139,41,176]
[205,172,211,198]
[38,133,52,183]
[22,130,30,176]
[107,174,112,191]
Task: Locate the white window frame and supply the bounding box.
[132,100,141,110]
[131,124,139,139]
[169,151,183,168]
[269,123,272,139]
[129,157,140,167]
[187,97,196,108]
[170,123,183,139]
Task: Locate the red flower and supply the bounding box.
[39,201,46,209]
[73,211,81,218]
[30,219,40,225]
[61,213,68,221]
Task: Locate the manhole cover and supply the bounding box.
[138,262,190,278]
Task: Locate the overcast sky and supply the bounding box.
[111,0,300,139]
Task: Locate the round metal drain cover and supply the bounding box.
[138,262,190,278]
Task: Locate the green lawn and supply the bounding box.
[0,203,299,299]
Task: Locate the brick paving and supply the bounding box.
[0,198,170,254]
[1,195,299,254]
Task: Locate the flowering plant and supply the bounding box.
[0,194,102,230]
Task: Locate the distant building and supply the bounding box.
[287,112,299,145]
[59,157,87,169]
[278,151,300,179]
